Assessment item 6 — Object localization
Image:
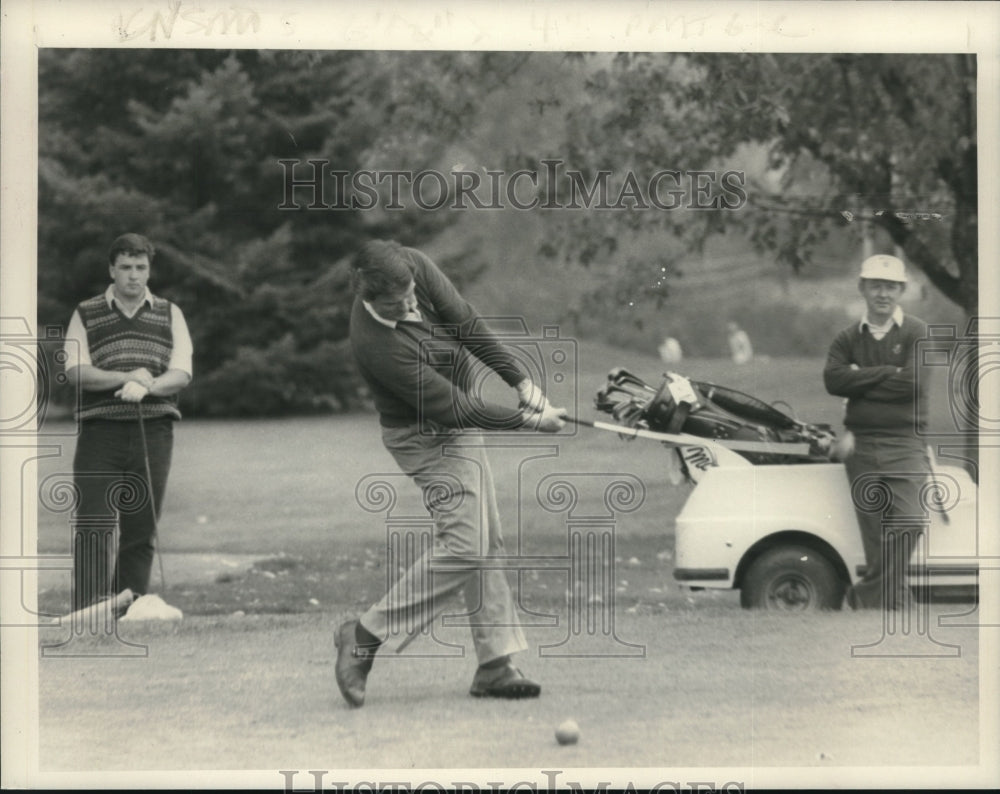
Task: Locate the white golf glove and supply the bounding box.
[116,381,149,403]
[829,430,855,462]
[516,378,551,413]
[521,403,566,433]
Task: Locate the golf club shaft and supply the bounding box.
[927,446,951,525]
[561,415,812,456]
[137,402,167,590]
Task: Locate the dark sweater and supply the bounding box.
[823,314,928,434]
[349,247,528,430]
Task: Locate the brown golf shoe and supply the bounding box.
[334,619,376,708]
[469,662,541,699]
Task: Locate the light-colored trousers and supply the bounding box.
[359,423,527,664]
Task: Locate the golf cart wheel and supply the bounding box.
[740,545,845,611]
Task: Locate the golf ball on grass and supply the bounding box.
[555,719,580,745]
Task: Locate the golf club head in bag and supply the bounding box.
[594,368,837,466]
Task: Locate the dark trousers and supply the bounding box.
[844,434,930,611]
[72,418,173,610]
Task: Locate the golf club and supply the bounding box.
[137,401,167,590]
[926,448,951,525]
[560,414,813,458]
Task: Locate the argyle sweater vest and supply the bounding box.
[75,295,182,421]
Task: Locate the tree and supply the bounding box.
[37,49,508,415]
[548,53,978,317]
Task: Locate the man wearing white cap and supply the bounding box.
[823,254,930,611]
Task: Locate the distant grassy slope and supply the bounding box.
[426,205,967,360]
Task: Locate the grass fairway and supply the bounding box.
[38,608,980,775]
[28,350,986,784]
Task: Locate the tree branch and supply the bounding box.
[876,213,965,309]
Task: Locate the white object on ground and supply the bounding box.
[120,594,183,622]
[556,718,580,745]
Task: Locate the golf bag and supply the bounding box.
[594,368,836,468]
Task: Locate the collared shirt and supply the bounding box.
[362,300,423,329]
[859,305,904,341]
[63,285,193,375]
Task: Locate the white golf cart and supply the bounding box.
[587,368,980,611]
[672,455,979,610]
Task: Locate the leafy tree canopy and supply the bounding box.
[548,53,977,316]
[39,51,978,416]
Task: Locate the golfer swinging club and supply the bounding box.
[336,240,565,707]
[63,233,193,612]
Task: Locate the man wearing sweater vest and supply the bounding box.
[63,233,193,611]
[823,254,930,611]
[335,240,566,707]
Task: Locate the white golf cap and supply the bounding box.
[859,254,907,282]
